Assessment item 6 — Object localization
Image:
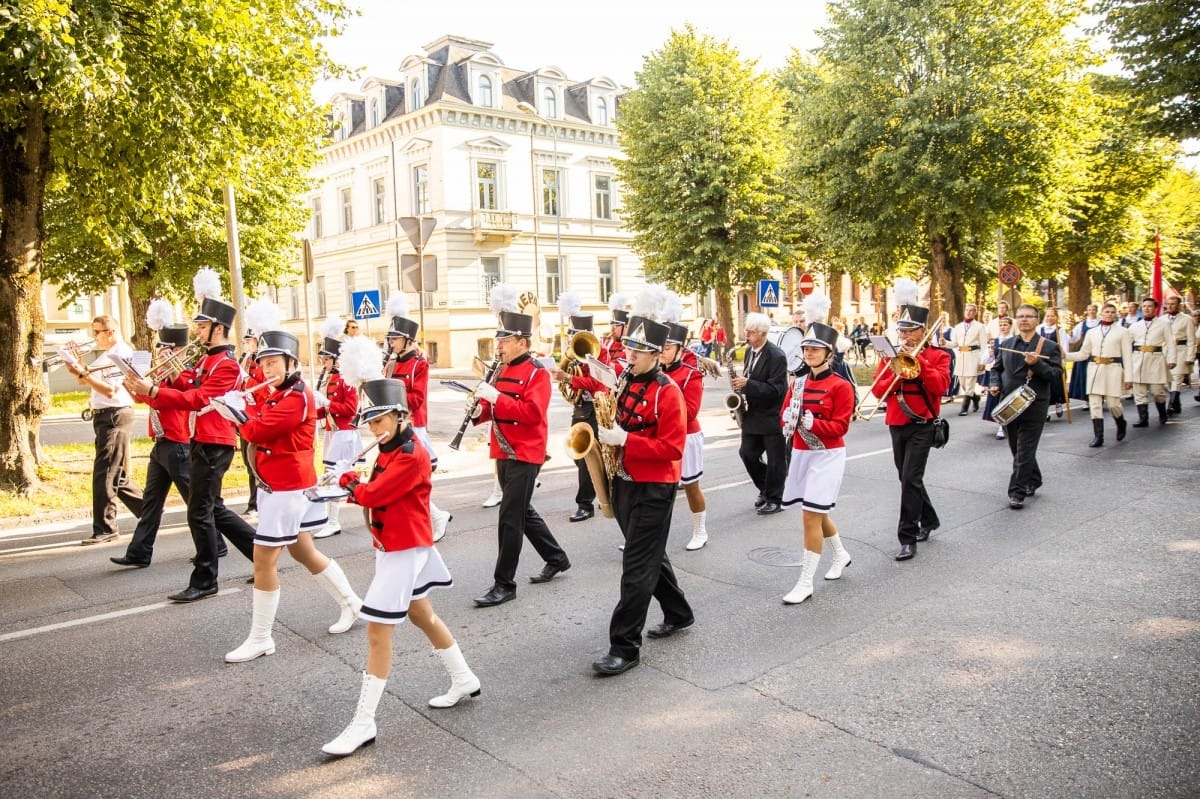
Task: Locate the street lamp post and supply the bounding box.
[517,102,562,302]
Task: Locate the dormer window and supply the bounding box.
[542,87,557,119]
[595,97,609,126]
[410,79,423,109]
[368,97,381,128]
[478,75,494,108]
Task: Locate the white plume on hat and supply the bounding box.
[660,290,684,325]
[803,292,831,326]
[556,290,583,319]
[192,267,223,302]
[145,299,176,332]
[337,336,385,386]
[489,282,521,314]
[893,277,919,307]
[320,314,343,340]
[608,292,629,313]
[386,293,409,317]
[630,284,670,319]
[243,297,282,336]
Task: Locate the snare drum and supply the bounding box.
[993,385,1037,426]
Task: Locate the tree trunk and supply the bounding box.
[928,226,965,324]
[715,286,736,350]
[0,102,51,493]
[828,270,845,325]
[127,266,156,351]
[1067,261,1090,315]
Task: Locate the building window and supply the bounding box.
[311,198,323,238]
[410,79,423,109]
[598,258,615,301]
[343,271,355,315]
[288,285,301,320]
[476,161,498,211]
[316,276,327,317]
[372,177,386,225]
[541,168,560,216]
[542,88,557,118]
[481,256,501,304]
[340,186,353,232]
[413,164,430,215]
[544,257,561,303]
[596,97,609,126]
[368,97,380,128]
[478,74,493,107]
[593,175,612,220]
[376,265,391,304]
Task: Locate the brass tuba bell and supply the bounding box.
[558,330,600,403]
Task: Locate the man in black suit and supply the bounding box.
[988,304,1064,509]
[732,313,789,515]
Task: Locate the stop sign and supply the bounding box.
[798,273,815,296]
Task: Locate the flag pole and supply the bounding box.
[1152,229,1164,306]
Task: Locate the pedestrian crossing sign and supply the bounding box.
[352,289,382,320]
[757,279,781,308]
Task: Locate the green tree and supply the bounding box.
[615,27,792,340]
[784,0,1094,322]
[0,0,350,492]
[1095,0,1200,142]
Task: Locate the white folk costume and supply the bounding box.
[1166,307,1196,413]
[1128,314,1176,426]
[1067,314,1101,401]
[1065,321,1133,446]
[950,316,988,412]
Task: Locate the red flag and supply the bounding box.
[1152,233,1164,305]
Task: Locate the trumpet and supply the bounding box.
[863,312,949,421]
[197,375,281,416]
[31,338,95,370]
[558,330,601,403]
[146,339,205,382]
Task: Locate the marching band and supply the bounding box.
[79,265,1198,756]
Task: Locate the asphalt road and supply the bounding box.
[2,376,1197,798]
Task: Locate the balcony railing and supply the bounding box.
[473,210,516,241]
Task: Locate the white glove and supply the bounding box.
[218,390,246,413]
[597,424,628,447]
[474,381,500,404]
[313,390,331,409]
[781,407,797,429]
[801,410,815,430]
[331,459,355,478]
[212,400,247,425]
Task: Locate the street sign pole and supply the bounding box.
[400,217,437,354]
[302,239,316,382]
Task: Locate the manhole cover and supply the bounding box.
[747,547,806,567]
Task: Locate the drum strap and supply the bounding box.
[1023,337,1047,384]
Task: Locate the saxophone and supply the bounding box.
[565,371,628,519]
[724,344,748,428]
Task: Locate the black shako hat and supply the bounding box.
[664,322,688,347]
[495,311,533,339]
[568,313,594,333]
[622,316,669,353]
[800,322,840,350]
[255,330,300,362]
[356,378,409,425]
[157,324,190,349]
[896,304,930,329]
[193,297,237,330]
[319,337,341,358]
[386,315,419,340]
[611,309,629,325]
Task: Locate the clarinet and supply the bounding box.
[449,355,501,451]
[315,365,329,393]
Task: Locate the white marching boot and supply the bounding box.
[823,534,852,580]
[313,505,342,539]
[685,510,708,551]
[225,588,280,663]
[322,672,386,756]
[428,642,481,708]
[315,559,362,634]
[482,477,503,508]
[783,550,821,605]
[430,500,452,543]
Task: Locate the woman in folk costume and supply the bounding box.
[1067,304,1101,403]
[980,315,1013,439]
[210,310,364,664]
[384,292,453,542]
[312,314,362,539]
[1064,302,1133,447]
[1037,307,1067,418]
[779,294,856,603]
[322,379,479,757]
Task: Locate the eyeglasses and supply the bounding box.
[1015,315,1038,320]
[92,328,111,334]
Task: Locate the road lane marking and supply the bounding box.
[0,588,242,643]
[706,447,891,493]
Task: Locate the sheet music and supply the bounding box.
[869,335,897,359]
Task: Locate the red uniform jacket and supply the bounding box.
[151,346,244,447]
[869,347,951,426]
[135,367,196,444]
[781,370,854,450]
[318,370,357,431]
[662,360,704,434]
[347,426,433,551]
[237,377,318,491]
[617,368,686,483]
[474,353,549,464]
[389,350,430,427]
[600,336,627,376]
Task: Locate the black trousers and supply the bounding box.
[572,403,597,508]
[239,437,258,511]
[1005,399,1047,500]
[889,423,939,545]
[186,443,256,590]
[608,480,692,660]
[494,459,569,591]
[739,430,787,503]
[124,438,190,563]
[91,407,144,536]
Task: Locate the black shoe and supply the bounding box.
[568,506,594,523]
[1115,416,1127,441]
[81,532,119,546]
[474,585,516,607]
[753,494,767,510]
[189,549,228,564]
[646,618,694,639]
[1025,485,1038,498]
[958,405,970,416]
[529,561,571,584]
[914,530,929,542]
[895,543,916,561]
[168,585,218,603]
[110,556,150,568]
[592,653,640,676]
[1009,496,1024,509]
[756,502,782,515]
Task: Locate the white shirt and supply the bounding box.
[90,340,135,410]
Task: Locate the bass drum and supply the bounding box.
[777,326,807,373]
[993,384,1037,426]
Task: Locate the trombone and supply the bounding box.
[146,339,206,382]
[862,312,949,421]
[31,338,95,370]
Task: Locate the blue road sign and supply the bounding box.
[757,279,781,308]
[352,289,382,320]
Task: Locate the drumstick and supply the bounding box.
[997,347,1052,359]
